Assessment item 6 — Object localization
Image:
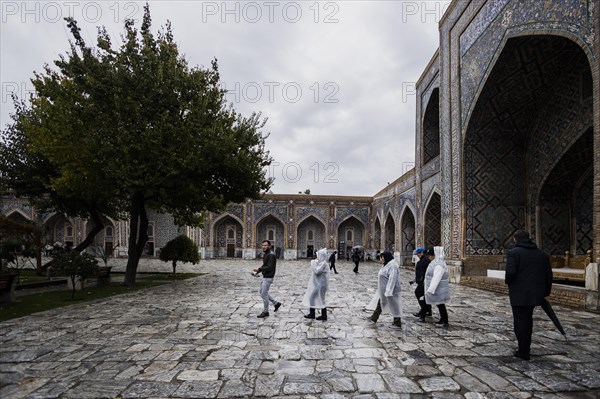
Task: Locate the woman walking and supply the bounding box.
[302,248,330,321]
[367,251,402,327]
[424,246,451,327]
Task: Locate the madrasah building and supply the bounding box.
[2,0,599,294]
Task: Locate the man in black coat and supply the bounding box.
[411,247,432,321]
[505,230,553,360]
[329,250,338,274]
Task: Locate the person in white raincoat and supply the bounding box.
[302,248,330,321]
[366,251,402,327]
[424,246,451,327]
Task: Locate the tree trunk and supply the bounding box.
[124,192,149,287]
[42,206,104,272]
[172,260,177,277]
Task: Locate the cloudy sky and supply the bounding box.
[1,0,450,196]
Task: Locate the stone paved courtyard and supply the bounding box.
[1,258,600,398]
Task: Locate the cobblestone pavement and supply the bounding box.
[1,259,600,398]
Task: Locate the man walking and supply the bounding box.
[411,247,432,321]
[505,230,553,360]
[329,250,338,274]
[253,240,282,318]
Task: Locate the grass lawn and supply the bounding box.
[0,273,205,322]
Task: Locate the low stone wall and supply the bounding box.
[463,256,505,276]
[460,276,596,311]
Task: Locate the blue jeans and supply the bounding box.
[260,278,278,312]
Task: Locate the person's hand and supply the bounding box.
[419,296,424,301]
[252,268,259,272]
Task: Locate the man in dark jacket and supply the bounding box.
[505,230,553,360]
[411,247,432,321]
[253,240,282,318]
[352,250,360,273]
[329,250,338,274]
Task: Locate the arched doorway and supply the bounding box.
[337,216,365,260]
[539,128,593,255]
[384,213,396,252]
[464,35,593,256]
[374,217,382,251]
[213,215,243,258]
[424,192,441,248]
[256,215,285,259]
[423,88,440,164]
[400,207,416,265]
[297,216,325,258]
[85,218,116,258]
[43,213,74,250]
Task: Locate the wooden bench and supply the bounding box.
[551,250,591,282]
[0,273,17,303]
[96,266,112,286]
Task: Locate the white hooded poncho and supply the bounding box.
[302,248,330,308]
[424,246,451,305]
[367,257,402,317]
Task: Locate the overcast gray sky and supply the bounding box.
[1,0,451,196]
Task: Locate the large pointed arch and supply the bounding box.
[424,189,442,248]
[373,216,382,251]
[422,87,440,164]
[337,215,365,258]
[297,215,326,258]
[463,34,593,256]
[213,213,244,258]
[256,214,286,257]
[400,204,416,265]
[384,211,396,252]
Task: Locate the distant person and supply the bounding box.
[329,250,338,274]
[505,230,552,361]
[302,248,330,321]
[252,240,282,318]
[352,250,360,274]
[424,246,450,327]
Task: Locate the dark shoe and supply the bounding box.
[393,318,402,327]
[257,311,269,318]
[304,313,315,319]
[413,312,423,318]
[335,272,339,274]
[434,320,449,327]
[513,350,530,361]
[274,302,282,312]
[316,308,327,321]
[366,316,377,323]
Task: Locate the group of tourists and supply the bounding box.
[251,229,553,362]
[250,239,451,326]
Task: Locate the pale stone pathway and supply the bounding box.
[1,259,600,398]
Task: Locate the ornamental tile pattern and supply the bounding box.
[335,206,369,227]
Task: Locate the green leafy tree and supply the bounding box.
[0,215,43,274]
[159,235,200,276]
[1,100,120,260]
[4,5,272,286]
[52,252,99,299]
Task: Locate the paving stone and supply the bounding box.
[355,373,386,393]
[418,376,461,392]
[217,380,254,397]
[120,381,180,398]
[176,369,219,381]
[172,381,222,398]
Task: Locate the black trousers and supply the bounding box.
[437,304,448,323]
[330,262,337,273]
[414,284,431,316]
[353,261,359,273]
[512,305,534,355]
